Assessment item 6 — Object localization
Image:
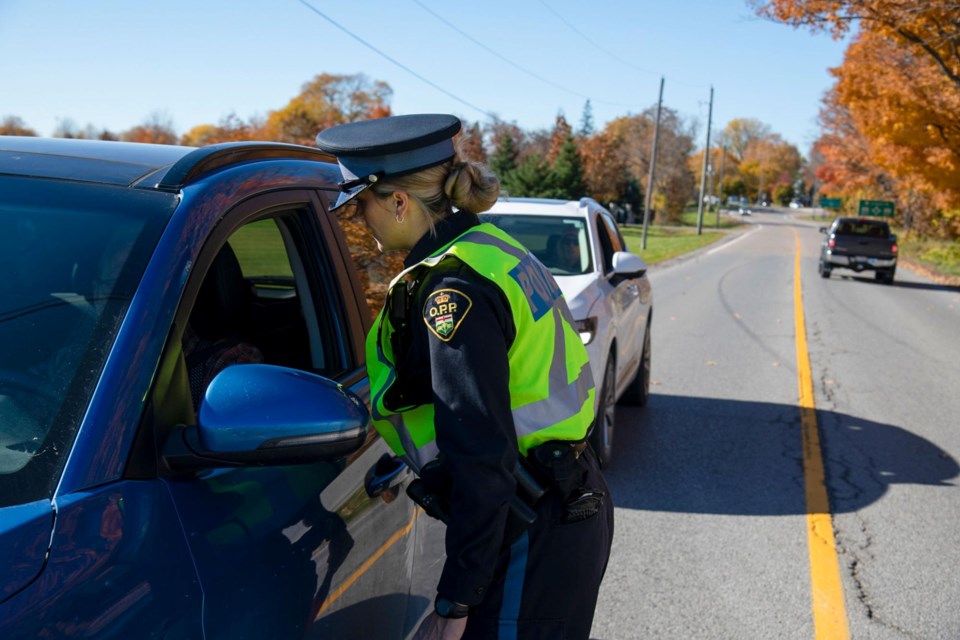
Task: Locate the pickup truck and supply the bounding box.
[819,217,899,284]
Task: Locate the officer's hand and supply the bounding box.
[412,611,467,640]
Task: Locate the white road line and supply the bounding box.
[706,224,763,255]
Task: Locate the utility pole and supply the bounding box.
[715,145,726,229]
[696,85,714,235]
[641,76,664,250]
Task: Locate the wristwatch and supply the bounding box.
[434,596,470,619]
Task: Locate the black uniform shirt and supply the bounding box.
[398,210,520,606]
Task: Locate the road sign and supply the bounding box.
[858,200,895,217]
[819,197,842,209]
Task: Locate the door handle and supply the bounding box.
[364,453,409,497]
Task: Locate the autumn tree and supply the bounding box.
[604,107,696,222]
[753,0,960,92]
[581,130,631,206]
[456,121,487,164]
[121,112,178,144]
[0,116,36,136]
[546,113,573,164]
[717,118,772,163]
[181,113,264,146]
[264,73,392,145]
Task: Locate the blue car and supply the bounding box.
[0,137,443,638]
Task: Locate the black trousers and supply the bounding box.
[462,446,614,640]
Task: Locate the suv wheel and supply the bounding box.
[590,354,617,467]
[818,258,831,278]
[620,321,651,407]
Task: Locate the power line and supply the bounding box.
[537,0,707,90]
[294,0,495,119]
[410,0,644,110]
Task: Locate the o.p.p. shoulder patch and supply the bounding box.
[422,288,472,342]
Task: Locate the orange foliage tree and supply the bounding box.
[263,73,392,146]
[755,0,960,237]
[181,113,265,146]
[753,0,960,91]
[121,113,178,144]
[0,116,37,136]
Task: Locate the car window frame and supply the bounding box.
[125,189,368,478]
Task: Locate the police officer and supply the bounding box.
[316,114,613,640]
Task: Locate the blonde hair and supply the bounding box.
[370,145,500,234]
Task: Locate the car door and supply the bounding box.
[144,191,421,640]
[594,211,643,390]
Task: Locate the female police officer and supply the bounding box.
[316,114,613,640]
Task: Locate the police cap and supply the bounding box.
[315,114,462,211]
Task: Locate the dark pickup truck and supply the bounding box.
[819,217,899,283]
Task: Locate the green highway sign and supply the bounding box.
[858,199,895,217]
[819,197,842,209]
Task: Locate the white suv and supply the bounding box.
[481,197,653,465]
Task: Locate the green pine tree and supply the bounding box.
[547,134,586,200]
[579,99,595,137]
[490,132,519,192]
[507,153,553,197]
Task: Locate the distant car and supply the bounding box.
[481,198,653,465]
[738,206,752,216]
[0,136,444,637]
[819,217,899,283]
[789,201,801,209]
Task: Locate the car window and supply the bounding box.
[480,214,593,275]
[181,212,343,410]
[599,212,625,252]
[0,201,165,507]
[595,216,616,273]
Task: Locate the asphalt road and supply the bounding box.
[591,209,960,640]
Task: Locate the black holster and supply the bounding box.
[528,440,605,524]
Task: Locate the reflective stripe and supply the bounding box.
[498,531,529,639]
[548,307,567,398]
[512,362,593,438]
[455,230,527,261]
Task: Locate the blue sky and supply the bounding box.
[0,0,849,156]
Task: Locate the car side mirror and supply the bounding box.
[819,227,828,234]
[163,364,369,472]
[611,251,647,283]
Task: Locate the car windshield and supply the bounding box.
[481,214,593,275]
[0,196,165,507]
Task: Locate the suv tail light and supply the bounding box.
[892,244,898,254]
[828,238,835,249]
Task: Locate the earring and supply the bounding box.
[396,213,405,224]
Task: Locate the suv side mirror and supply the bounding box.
[819,226,828,234]
[611,251,647,284]
[163,364,369,472]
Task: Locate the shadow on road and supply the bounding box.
[607,394,957,516]
[831,273,960,293]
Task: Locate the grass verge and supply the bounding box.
[621,225,728,265]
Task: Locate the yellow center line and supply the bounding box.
[314,507,420,619]
[792,229,850,640]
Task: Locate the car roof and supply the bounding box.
[488,197,597,218]
[0,136,334,190]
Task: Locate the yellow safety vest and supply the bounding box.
[365,223,595,472]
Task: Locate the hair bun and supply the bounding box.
[444,159,500,213]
